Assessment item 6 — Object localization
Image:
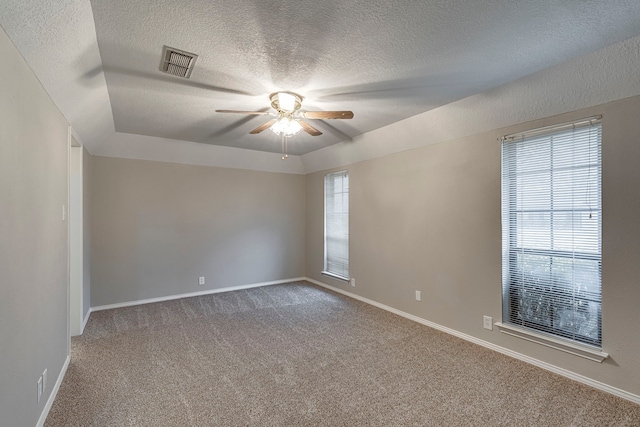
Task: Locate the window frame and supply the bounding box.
[322,170,349,281]
[499,117,604,354]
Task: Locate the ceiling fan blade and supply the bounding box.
[250,119,277,134]
[302,111,354,120]
[216,110,271,115]
[298,120,323,136]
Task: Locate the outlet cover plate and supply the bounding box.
[483,315,493,330]
[198,276,205,285]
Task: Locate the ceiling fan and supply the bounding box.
[216,92,354,138]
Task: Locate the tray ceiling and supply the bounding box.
[3,1,640,157]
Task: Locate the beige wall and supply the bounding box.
[0,27,69,425]
[306,96,640,397]
[91,156,306,307]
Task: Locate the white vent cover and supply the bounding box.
[160,46,198,78]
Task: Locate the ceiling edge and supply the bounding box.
[93,132,306,174]
[301,34,640,174]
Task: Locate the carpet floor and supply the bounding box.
[45,281,640,426]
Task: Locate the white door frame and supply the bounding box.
[69,131,84,337]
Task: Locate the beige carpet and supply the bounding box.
[46,282,640,426]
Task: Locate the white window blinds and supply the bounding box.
[324,171,349,279]
[501,118,602,347]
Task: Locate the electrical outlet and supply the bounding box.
[198,276,205,286]
[415,290,421,301]
[349,278,356,287]
[37,377,43,403]
[483,315,493,330]
[42,369,47,392]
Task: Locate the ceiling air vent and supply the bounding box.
[160,46,198,78]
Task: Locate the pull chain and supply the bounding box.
[281,134,289,160]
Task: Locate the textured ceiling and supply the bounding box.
[88,0,640,155]
[3,1,640,157]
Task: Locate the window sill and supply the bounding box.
[321,271,349,282]
[494,322,609,363]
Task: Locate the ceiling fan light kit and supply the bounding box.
[270,116,302,136]
[269,92,304,137]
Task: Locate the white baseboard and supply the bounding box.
[90,277,306,312]
[36,354,70,427]
[304,277,640,406]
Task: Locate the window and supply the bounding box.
[501,117,602,347]
[324,170,349,280]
